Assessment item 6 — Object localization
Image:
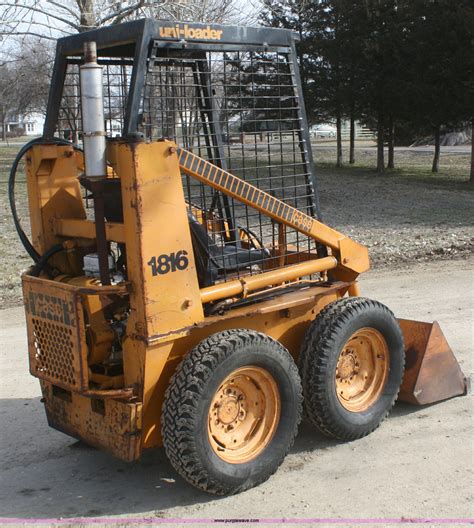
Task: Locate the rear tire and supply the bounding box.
[299,297,404,440]
[161,329,302,495]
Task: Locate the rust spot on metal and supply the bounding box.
[83,41,97,63]
[398,319,466,405]
[43,381,142,462]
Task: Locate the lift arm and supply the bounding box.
[178,148,369,281]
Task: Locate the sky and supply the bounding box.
[1,0,261,63]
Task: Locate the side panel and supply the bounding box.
[117,140,204,340]
[141,286,345,448]
[116,140,204,393]
[26,144,86,275]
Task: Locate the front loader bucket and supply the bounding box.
[398,319,467,405]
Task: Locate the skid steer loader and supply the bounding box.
[10,19,466,495]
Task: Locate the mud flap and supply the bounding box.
[398,319,467,405]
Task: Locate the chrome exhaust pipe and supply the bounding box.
[80,41,106,179]
[80,41,110,285]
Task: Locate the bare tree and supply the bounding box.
[0,38,52,139]
[0,0,255,46]
[0,0,257,138]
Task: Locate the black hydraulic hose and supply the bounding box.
[29,243,64,277]
[8,137,81,263]
[8,138,44,262]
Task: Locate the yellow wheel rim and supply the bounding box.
[208,366,281,464]
[335,328,389,412]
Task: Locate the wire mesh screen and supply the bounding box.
[55,47,319,286]
[57,59,132,141]
[142,48,318,284]
[57,59,133,211]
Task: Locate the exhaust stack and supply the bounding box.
[79,41,110,285]
[80,41,106,178]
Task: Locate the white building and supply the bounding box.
[2,112,45,137]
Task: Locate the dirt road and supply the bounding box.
[0,259,472,526]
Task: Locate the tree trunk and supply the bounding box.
[349,111,355,164]
[387,115,394,169]
[470,118,474,183]
[0,106,5,141]
[78,0,96,32]
[376,111,384,173]
[432,125,441,173]
[336,112,343,168]
[297,26,306,88]
[334,7,342,169]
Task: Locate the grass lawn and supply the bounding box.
[1,139,472,307]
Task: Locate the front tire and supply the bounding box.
[161,329,302,495]
[299,297,404,440]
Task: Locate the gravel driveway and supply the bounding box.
[0,258,472,525]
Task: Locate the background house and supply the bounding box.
[1,112,45,138]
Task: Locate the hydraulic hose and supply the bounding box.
[29,243,64,278]
[8,137,81,263]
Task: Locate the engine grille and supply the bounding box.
[31,318,77,386]
[23,275,88,391]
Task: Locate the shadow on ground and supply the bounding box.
[0,396,430,519]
